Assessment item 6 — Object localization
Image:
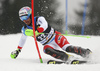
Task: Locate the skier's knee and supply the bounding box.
[66,46,74,52]
[43,45,54,53]
[44,47,53,54]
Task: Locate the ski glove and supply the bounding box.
[25,29,42,36]
[10,49,21,59]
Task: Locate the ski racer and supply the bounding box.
[10,6,91,63]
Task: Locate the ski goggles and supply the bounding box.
[19,15,30,21]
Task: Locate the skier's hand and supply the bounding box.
[10,49,21,59]
[25,29,33,36]
[25,29,41,36]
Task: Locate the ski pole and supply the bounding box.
[25,29,91,39]
[31,0,43,63]
[35,31,91,38]
[63,34,90,38]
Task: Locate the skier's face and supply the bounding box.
[23,18,31,25]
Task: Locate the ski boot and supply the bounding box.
[81,48,92,58]
[10,49,21,59]
[66,46,92,58]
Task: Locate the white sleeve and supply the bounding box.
[37,16,48,31]
[18,33,27,47]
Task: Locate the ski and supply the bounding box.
[47,60,87,64]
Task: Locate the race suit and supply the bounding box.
[17,16,71,53]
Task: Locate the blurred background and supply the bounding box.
[0,0,100,35]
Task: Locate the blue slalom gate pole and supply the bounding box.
[81,0,87,35]
[65,0,68,34]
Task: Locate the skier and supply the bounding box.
[11,6,91,64]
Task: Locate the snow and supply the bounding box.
[0,33,100,71]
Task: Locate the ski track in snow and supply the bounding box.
[0,33,100,71]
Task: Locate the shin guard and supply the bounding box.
[44,48,68,61]
[66,46,87,57]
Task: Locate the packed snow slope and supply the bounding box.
[0,33,100,71]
